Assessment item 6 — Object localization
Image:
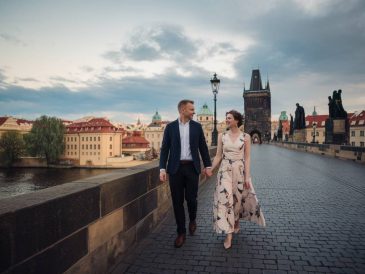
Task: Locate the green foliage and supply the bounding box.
[0,131,25,167]
[25,115,65,165]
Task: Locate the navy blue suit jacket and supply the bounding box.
[159,119,212,175]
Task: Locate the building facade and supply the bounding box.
[63,117,124,166]
[144,111,169,154]
[243,69,271,143]
[305,112,328,144]
[349,110,365,147]
[122,131,150,156]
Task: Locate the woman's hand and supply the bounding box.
[244,180,251,189]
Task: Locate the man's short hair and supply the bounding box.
[178,99,194,111]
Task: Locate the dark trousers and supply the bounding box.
[169,163,199,234]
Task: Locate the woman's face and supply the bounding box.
[226,113,238,128]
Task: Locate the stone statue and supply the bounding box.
[328,89,347,119]
[328,96,335,118]
[294,103,306,129]
[299,105,305,129]
[337,89,347,118]
[277,120,283,139]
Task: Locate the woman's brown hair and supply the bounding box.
[226,110,243,128]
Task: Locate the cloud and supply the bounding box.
[0,33,27,46]
[0,1,364,123]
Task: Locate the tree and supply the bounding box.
[25,115,65,165]
[0,131,25,167]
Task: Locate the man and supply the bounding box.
[160,99,212,248]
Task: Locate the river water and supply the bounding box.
[0,168,116,199]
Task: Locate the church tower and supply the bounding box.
[243,69,271,143]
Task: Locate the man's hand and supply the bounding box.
[205,168,213,177]
[160,170,167,182]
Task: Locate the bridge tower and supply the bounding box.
[243,69,271,143]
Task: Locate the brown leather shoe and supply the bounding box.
[189,221,197,235]
[174,233,186,248]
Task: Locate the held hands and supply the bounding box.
[202,168,213,178]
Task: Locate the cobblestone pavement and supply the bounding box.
[112,145,365,274]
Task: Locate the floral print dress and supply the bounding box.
[213,131,266,234]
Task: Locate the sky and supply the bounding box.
[0,0,364,124]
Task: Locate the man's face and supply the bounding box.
[182,103,195,120]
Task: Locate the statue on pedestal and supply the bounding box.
[325,89,349,144]
[294,103,306,130]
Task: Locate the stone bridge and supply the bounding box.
[1,145,364,274]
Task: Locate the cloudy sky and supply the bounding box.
[0,0,364,123]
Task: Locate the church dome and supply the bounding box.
[198,103,213,116]
[279,111,288,121]
[152,111,162,123]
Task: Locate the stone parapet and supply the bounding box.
[273,142,365,164]
[0,147,217,274]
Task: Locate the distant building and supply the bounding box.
[271,120,279,140]
[144,111,169,154]
[349,110,365,147]
[63,117,124,166]
[243,69,271,143]
[305,109,328,144]
[197,103,214,146]
[197,103,227,146]
[0,116,33,137]
[122,131,150,156]
[125,117,147,132]
[279,111,290,141]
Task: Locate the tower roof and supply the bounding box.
[250,69,263,91]
[198,103,213,116]
[312,106,317,116]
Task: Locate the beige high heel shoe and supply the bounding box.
[224,234,232,249]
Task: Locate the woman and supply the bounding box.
[211,110,266,249]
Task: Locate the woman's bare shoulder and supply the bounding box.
[243,132,251,140]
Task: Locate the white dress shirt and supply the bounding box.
[179,118,193,161]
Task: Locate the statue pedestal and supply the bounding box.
[325,118,349,144]
[293,129,306,142]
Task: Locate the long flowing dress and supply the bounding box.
[213,131,266,234]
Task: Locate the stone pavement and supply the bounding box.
[111,145,365,274]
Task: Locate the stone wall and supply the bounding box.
[273,142,365,164]
[0,148,216,274]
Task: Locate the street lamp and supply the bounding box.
[312,121,317,143]
[210,73,220,146]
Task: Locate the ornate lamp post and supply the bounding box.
[312,121,317,143]
[210,73,220,146]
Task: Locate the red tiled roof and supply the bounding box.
[16,119,33,125]
[122,136,150,144]
[349,110,365,127]
[0,117,33,126]
[305,115,328,128]
[66,118,123,134]
[0,117,7,126]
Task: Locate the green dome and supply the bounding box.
[279,111,288,121]
[198,103,213,116]
[152,110,161,122]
